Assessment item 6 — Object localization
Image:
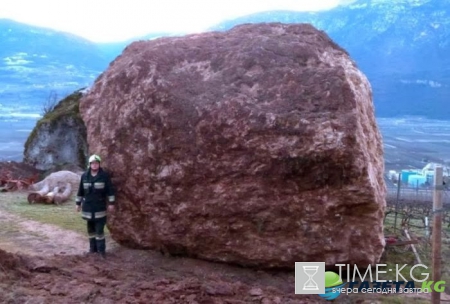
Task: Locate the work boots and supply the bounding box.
[96,238,106,258]
[87,237,97,254]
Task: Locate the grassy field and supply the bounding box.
[0,191,109,235]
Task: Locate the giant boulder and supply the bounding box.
[80,23,386,268]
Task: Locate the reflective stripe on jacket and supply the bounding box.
[76,168,115,220]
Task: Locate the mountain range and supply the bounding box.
[212,0,450,119]
[0,19,106,114]
[1,0,449,119]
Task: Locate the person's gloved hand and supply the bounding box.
[76,205,81,212]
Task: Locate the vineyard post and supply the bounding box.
[431,166,443,304]
[394,173,401,233]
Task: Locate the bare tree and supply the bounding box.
[41,91,59,115]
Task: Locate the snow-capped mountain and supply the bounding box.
[0,19,109,112]
[212,0,450,119]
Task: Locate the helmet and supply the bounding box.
[88,154,101,163]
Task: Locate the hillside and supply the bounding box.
[212,0,450,118]
[0,19,109,109]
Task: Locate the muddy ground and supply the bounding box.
[0,201,324,304]
[2,201,445,304]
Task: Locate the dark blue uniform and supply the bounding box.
[76,168,115,255]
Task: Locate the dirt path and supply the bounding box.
[0,209,87,256]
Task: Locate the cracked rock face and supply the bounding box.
[80,23,386,268]
[24,91,88,171]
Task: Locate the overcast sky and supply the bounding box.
[0,0,355,42]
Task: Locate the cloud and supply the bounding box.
[3,53,32,65]
[400,79,443,88]
[0,0,350,42]
[337,0,358,5]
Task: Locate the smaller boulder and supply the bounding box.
[30,170,81,196]
[24,90,88,171]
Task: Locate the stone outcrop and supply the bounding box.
[80,23,386,268]
[24,90,88,171]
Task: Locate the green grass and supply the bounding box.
[0,192,106,235]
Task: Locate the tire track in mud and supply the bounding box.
[0,209,87,256]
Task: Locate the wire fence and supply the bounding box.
[383,177,450,278]
[385,181,450,230]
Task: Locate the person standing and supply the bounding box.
[76,154,115,257]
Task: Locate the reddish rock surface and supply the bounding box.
[80,23,386,268]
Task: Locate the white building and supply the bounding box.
[421,162,450,177]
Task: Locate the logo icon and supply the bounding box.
[303,265,320,290]
[318,271,346,300]
[295,262,325,294]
